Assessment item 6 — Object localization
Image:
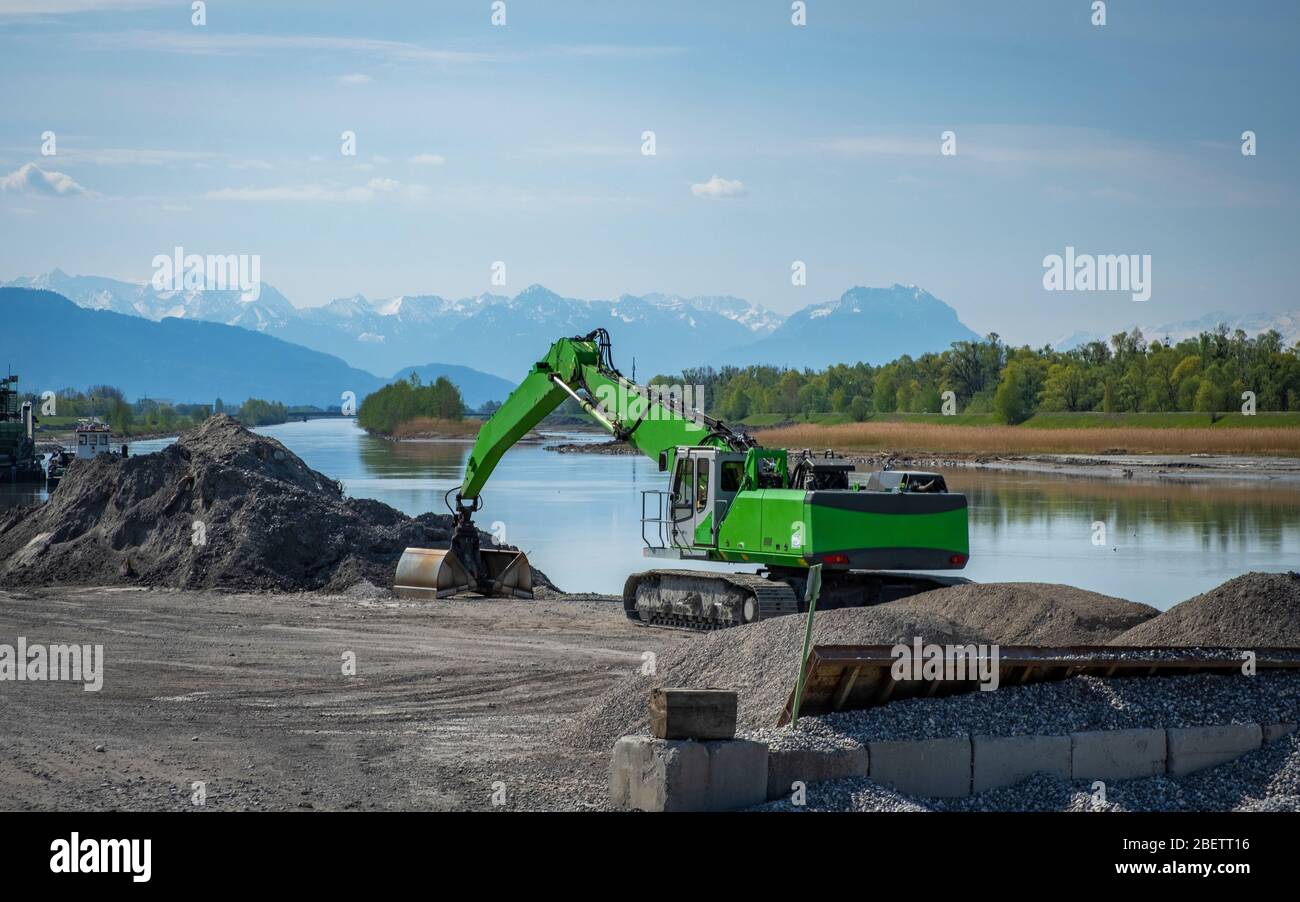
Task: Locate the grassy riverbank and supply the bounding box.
[754,417,1300,456]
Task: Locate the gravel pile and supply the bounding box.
[756,733,1300,812]
[894,582,1158,645]
[1110,572,1300,647]
[557,605,986,749]
[0,414,536,593]
[759,776,932,812]
[748,718,863,753]
[746,671,1300,747]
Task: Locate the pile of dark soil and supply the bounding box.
[0,415,533,593]
[895,581,1158,646]
[1110,572,1300,647]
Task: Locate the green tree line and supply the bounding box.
[357,373,465,434]
[663,325,1300,425]
[25,386,293,435]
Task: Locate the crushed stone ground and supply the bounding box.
[894,581,1158,645]
[754,732,1300,812]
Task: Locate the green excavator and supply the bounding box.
[394,329,970,629]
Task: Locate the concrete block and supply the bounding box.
[609,736,767,811]
[1071,728,1166,781]
[1166,723,1262,776]
[972,734,1071,793]
[649,688,737,740]
[766,746,869,801]
[1263,723,1297,743]
[705,739,769,810]
[868,737,971,798]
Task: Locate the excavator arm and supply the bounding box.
[459,329,746,502]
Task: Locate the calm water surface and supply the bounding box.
[10,417,1298,609]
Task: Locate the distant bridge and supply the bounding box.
[295,412,356,422]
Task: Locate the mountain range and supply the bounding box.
[3,271,980,380]
[734,284,981,369]
[0,288,514,409]
[9,270,1293,408]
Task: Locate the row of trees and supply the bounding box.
[31,387,294,435]
[356,373,465,434]
[662,326,1300,425]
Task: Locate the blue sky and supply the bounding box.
[0,0,1296,344]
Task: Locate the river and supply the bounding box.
[8,417,1299,609]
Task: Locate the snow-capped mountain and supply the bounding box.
[5,268,297,331]
[425,285,776,379]
[725,284,981,369]
[5,271,981,379]
[1054,309,1300,351]
[637,292,785,334]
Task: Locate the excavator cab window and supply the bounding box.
[695,460,710,513]
[720,461,743,493]
[671,457,693,509]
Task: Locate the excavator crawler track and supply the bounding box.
[623,569,798,631]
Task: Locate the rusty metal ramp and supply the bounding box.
[778,644,1300,727]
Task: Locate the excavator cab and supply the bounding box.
[663,446,748,551]
[669,447,715,549]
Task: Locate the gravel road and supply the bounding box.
[0,585,681,812]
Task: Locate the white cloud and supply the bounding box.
[0,0,169,14]
[0,162,92,197]
[408,153,446,166]
[204,184,375,203]
[43,147,215,166]
[532,143,631,157]
[368,177,429,200]
[203,177,428,203]
[336,73,373,86]
[690,175,746,199]
[551,44,686,59]
[87,31,501,64]
[823,136,935,157]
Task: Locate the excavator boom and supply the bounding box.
[458,329,742,502]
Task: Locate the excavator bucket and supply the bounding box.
[393,546,533,600]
